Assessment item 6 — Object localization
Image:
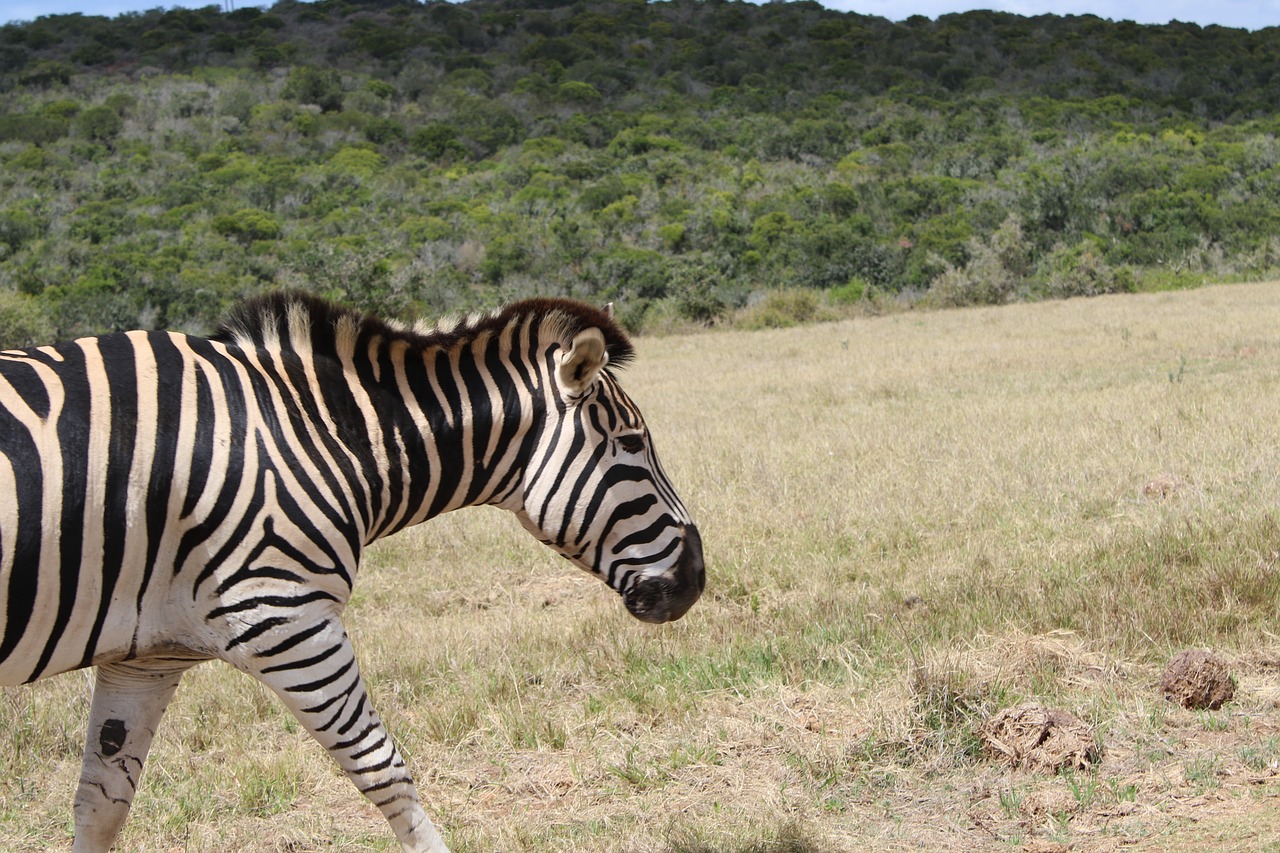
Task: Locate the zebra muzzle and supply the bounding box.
[622,524,705,624]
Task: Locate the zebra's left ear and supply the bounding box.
[604,302,615,320]
[558,328,609,398]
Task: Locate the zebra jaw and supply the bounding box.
[621,524,705,624]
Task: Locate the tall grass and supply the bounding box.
[5,283,1280,850]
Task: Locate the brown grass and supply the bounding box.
[6,282,1280,850]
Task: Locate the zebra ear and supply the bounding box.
[557,328,609,398]
[604,302,615,320]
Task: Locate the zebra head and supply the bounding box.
[510,314,704,624]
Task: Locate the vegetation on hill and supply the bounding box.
[3,0,1280,342]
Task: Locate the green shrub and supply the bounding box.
[591,247,669,300]
[364,118,405,145]
[925,215,1029,308]
[18,60,73,87]
[211,209,283,244]
[0,291,55,349]
[364,80,396,100]
[328,147,384,180]
[827,277,869,305]
[0,208,43,254]
[42,99,80,119]
[736,289,824,330]
[71,42,115,65]
[674,280,724,326]
[282,66,343,112]
[558,81,602,105]
[658,223,687,251]
[409,123,466,160]
[1037,241,1137,299]
[0,113,68,144]
[748,211,797,250]
[76,106,123,143]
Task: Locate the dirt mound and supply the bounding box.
[1160,649,1235,710]
[979,703,1100,773]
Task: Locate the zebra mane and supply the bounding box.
[211,290,635,369]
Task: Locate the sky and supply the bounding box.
[3,0,1279,31]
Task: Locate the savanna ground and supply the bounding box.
[5,282,1280,851]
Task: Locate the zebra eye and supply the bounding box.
[617,433,645,454]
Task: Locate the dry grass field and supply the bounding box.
[5,282,1280,851]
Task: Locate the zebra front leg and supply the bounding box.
[72,660,191,853]
[241,618,449,853]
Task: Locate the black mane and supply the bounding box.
[212,291,635,369]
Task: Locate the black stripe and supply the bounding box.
[0,358,50,421]
[486,421,540,508]
[225,615,291,651]
[336,692,367,735]
[191,455,267,596]
[533,415,587,531]
[394,350,437,528]
[79,334,139,669]
[423,349,464,520]
[601,495,661,585]
[180,352,216,520]
[285,353,370,538]
[310,673,363,726]
[177,346,251,579]
[254,619,331,658]
[459,348,497,506]
[285,656,355,693]
[0,398,43,673]
[363,774,414,796]
[29,342,90,681]
[480,346,533,501]
[577,466,651,550]
[209,508,349,598]
[349,733,389,760]
[335,721,381,751]
[596,376,621,432]
[206,590,339,619]
[350,751,397,775]
[345,332,395,533]
[259,641,341,674]
[611,513,679,555]
[555,428,608,546]
[611,535,680,572]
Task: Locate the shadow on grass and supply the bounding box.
[664,819,826,853]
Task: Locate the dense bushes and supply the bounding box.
[2,0,1280,345]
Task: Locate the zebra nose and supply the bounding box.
[623,524,705,624]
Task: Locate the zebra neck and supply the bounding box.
[357,337,543,543]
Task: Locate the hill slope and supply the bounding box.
[2,0,1280,340]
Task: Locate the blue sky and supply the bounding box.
[4,0,1278,30]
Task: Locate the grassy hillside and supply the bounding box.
[4,281,1280,850]
[4,1,1280,341]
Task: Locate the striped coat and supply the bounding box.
[0,293,704,853]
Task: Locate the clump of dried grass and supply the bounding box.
[979,704,1101,773]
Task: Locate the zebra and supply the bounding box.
[0,291,704,853]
